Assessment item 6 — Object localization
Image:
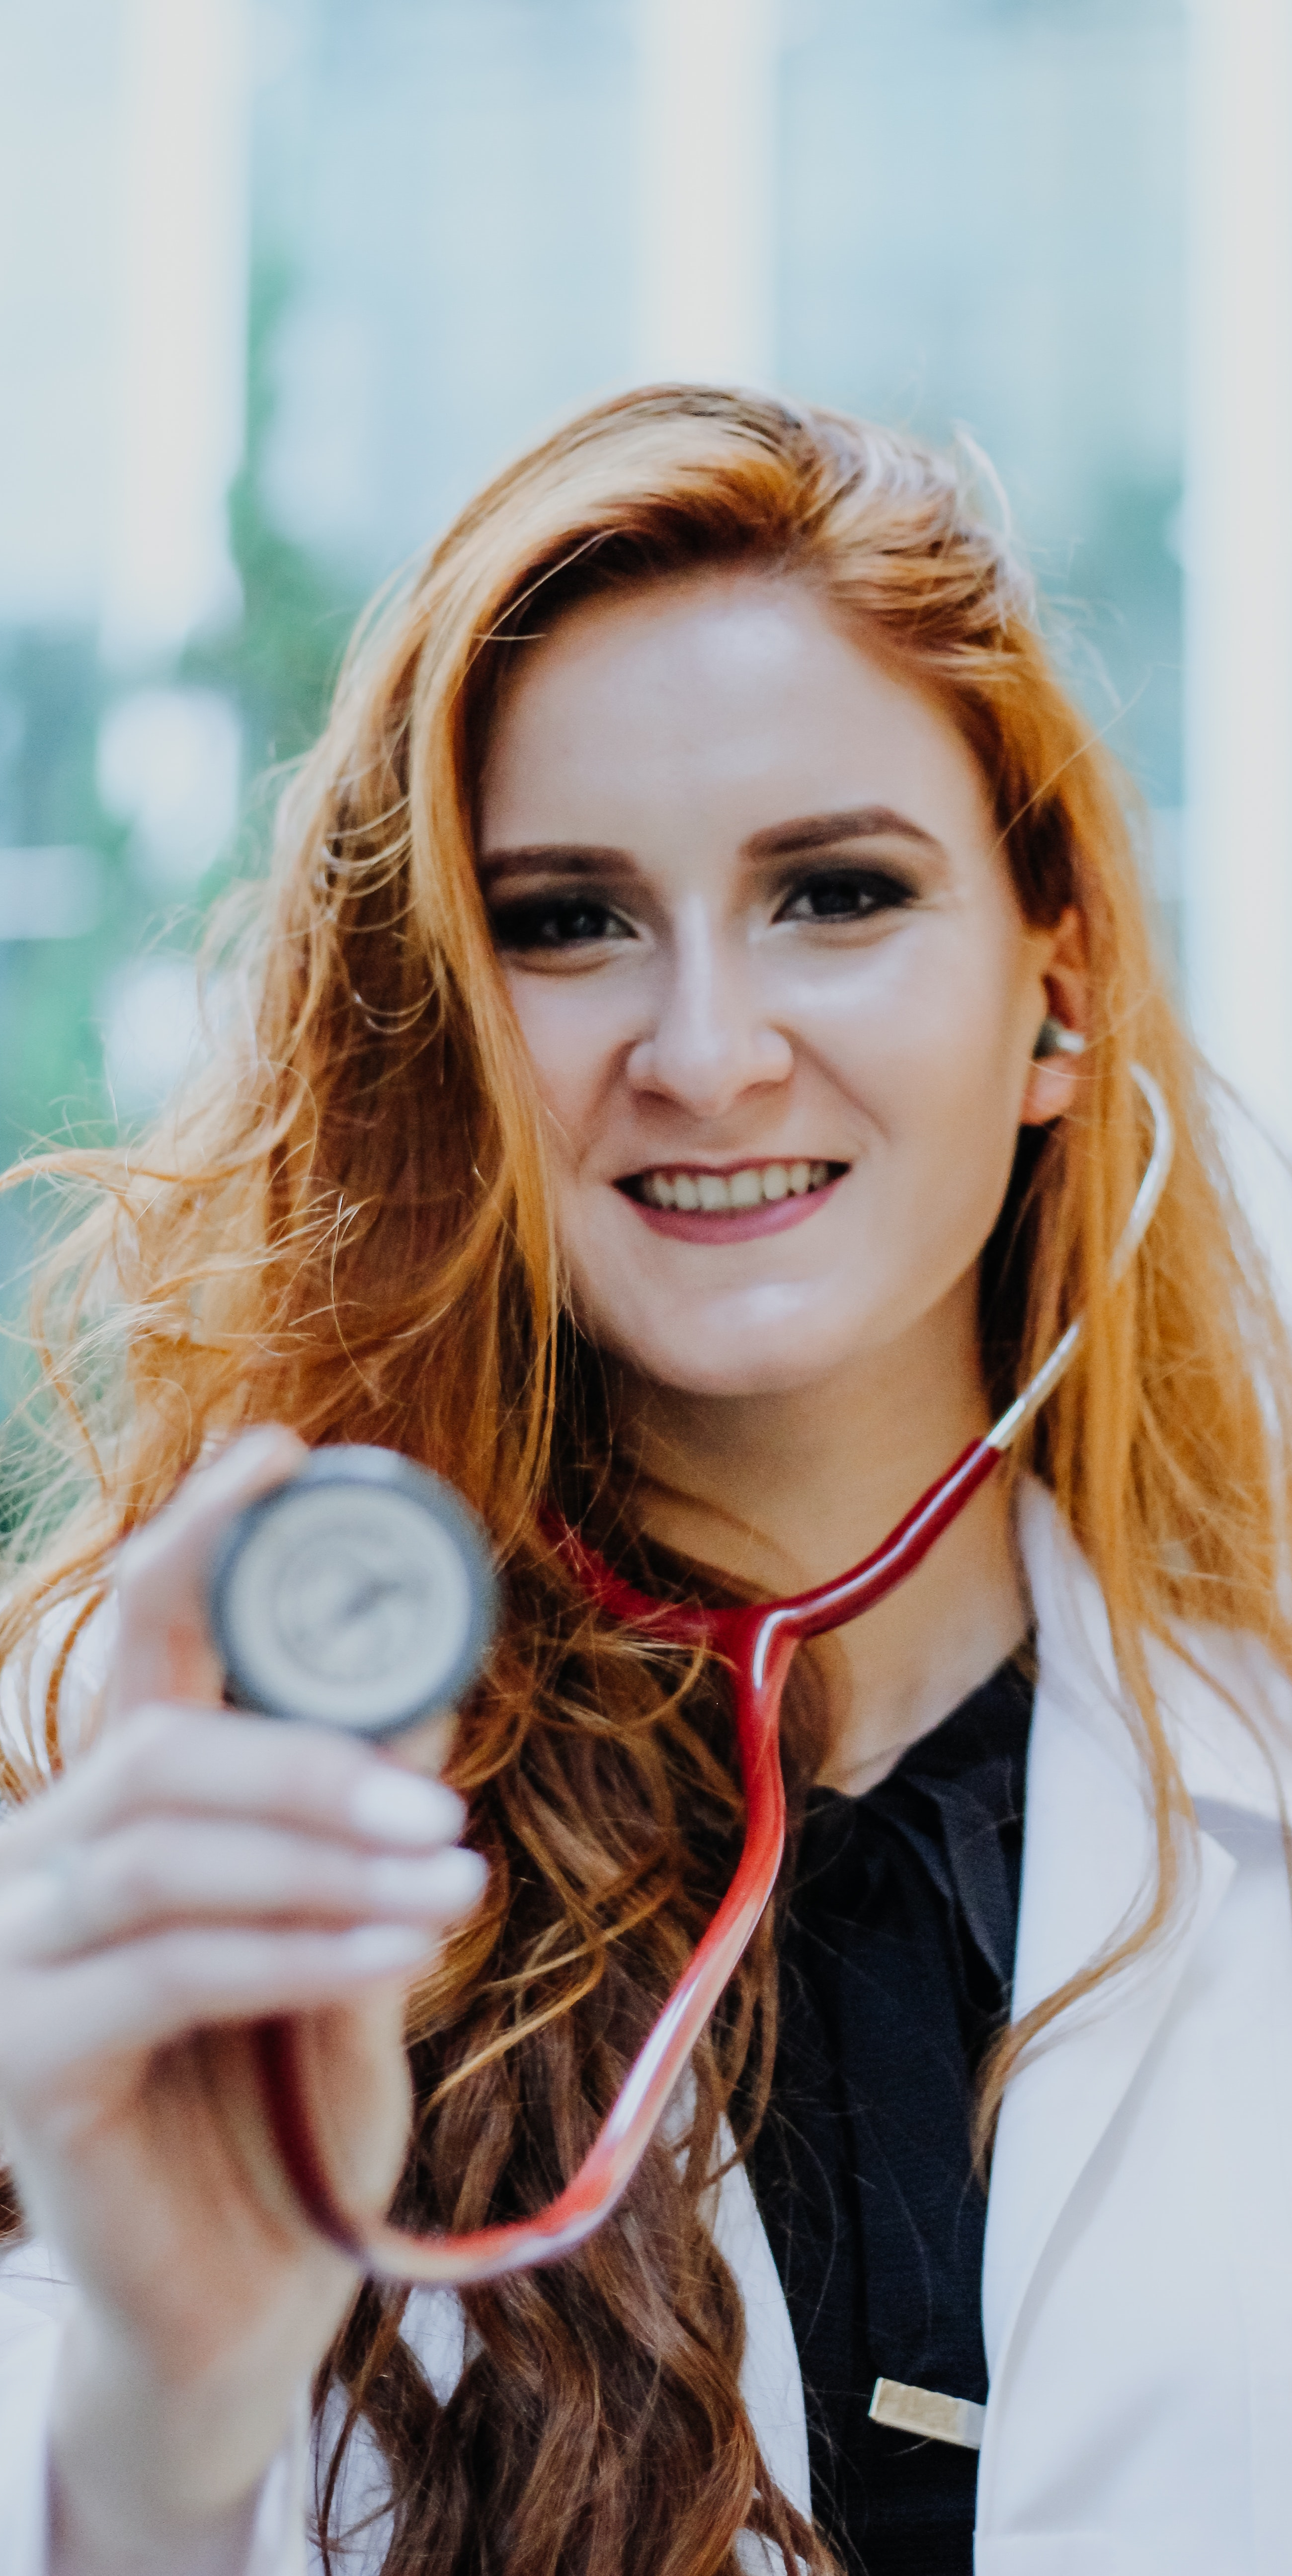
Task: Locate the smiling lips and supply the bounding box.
[620,1158,847,1243]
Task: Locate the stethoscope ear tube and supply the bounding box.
[255,1064,1173,2283]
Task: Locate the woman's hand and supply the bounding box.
[0,1429,486,2572]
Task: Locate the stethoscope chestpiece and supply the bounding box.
[210,1446,499,1739]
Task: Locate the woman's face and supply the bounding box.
[478,570,1081,1399]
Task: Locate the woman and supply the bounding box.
[0,387,1289,2576]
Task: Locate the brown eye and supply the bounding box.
[489,895,636,952]
[776,868,914,924]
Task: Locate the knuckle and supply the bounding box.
[98,1822,175,1923]
[111,1701,176,1775]
[57,1704,185,1844]
[87,1717,156,1815]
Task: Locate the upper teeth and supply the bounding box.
[640,1161,831,1211]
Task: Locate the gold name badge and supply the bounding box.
[868,2377,986,2452]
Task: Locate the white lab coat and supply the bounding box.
[2,1480,1292,2574]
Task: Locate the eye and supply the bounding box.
[775,866,916,925]
[488,892,637,953]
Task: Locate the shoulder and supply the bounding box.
[1152,1623,1292,1817]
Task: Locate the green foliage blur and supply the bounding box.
[0,262,363,1526]
[184,263,364,843]
[2,264,361,1170]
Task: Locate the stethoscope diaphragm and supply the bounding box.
[210,1447,499,1738]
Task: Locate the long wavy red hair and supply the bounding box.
[3,386,1291,2576]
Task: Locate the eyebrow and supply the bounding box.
[742,806,944,859]
[478,843,635,887]
[479,806,943,884]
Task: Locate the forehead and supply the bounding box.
[479,568,994,853]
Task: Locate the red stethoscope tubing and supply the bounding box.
[255,1066,1172,2285]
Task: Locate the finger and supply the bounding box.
[0,1816,488,1962]
[0,1705,466,1880]
[0,1922,440,2085]
[181,1995,415,2226]
[109,1426,307,1715]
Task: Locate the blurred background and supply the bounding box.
[1,0,1290,1450]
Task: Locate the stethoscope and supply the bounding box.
[210,1065,1173,2285]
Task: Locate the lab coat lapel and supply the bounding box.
[724,1481,1292,2525]
[980,1486,1237,2405]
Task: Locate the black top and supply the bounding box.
[749,1654,1034,2576]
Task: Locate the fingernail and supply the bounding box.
[368,1848,487,1907]
[351,1768,464,1846]
[338,1923,434,1970]
[237,1425,288,1461]
[436,1848,488,1909]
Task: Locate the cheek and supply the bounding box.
[502,973,616,1147]
[781,924,1029,1132]
[772,937,1034,1291]
[858,964,1029,1191]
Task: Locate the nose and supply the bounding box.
[625,899,793,1117]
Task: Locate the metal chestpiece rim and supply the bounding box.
[210,1446,499,1740]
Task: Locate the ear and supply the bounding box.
[1019,905,1089,1127]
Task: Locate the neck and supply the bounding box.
[618,1287,1029,1793]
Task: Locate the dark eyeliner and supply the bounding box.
[773,862,919,923]
[487,889,636,952]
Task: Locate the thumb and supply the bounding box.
[108,1426,307,1719]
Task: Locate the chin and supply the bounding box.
[596,1291,866,1400]
[646,1349,848,1397]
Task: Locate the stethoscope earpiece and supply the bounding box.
[1034,1013,1087,1060]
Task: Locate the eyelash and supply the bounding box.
[489,894,634,951]
[488,868,916,954]
[776,867,915,924]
